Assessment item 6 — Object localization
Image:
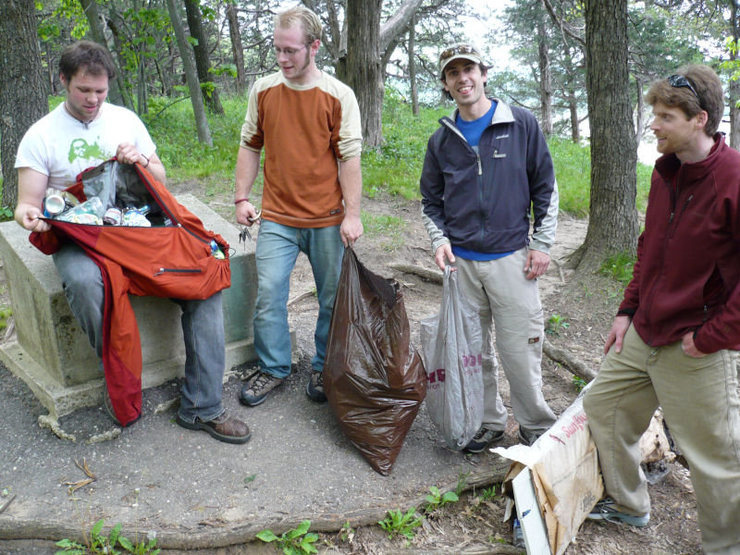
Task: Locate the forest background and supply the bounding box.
[1,0,740,275]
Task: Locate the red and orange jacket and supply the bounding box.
[31,160,231,426]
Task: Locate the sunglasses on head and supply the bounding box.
[668,74,699,99]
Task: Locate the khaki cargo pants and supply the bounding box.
[584,324,740,554]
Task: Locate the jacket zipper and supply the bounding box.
[441,117,491,247]
[154,267,203,277]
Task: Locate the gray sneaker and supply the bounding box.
[588,497,650,527]
[239,371,284,406]
[306,371,327,403]
[464,427,506,453]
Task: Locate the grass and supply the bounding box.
[361,212,405,251]
[599,251,636,286]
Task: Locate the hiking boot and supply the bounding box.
[518,427,544,446]
[239,371,284,406]
[463,427,505,453]
[587,497,650,527]
[176,411,251,444]
[306,371,327,403]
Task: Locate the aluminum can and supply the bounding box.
[103,207,123,225]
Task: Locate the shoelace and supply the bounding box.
[249,373,275,392]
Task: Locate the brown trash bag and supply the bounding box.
[324,247,427,475]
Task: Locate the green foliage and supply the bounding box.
[0,206,14,222]
[599,251,636,286]
[424,486,459,514]
[572,375,588,393]
[256,520,319,555]
[478,484,497,501]
[55,519,159,554]
[145,95,247,193]
[362,89,448,200]
[0,306,13,332]
[549,137,652,217]
[545,313,570,336]
[378,507,423,541]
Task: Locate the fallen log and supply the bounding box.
[542,339,598,382]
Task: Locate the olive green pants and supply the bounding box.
[584,324,740,553]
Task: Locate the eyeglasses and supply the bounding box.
[273,44,307,57]
[668,74,699,99]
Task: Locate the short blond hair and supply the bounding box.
[275,5,322,44]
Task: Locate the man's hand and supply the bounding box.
[604,315,631,355]
[524,249,550,280]
[116,142,145,165]
[681,332,706,358]
[235,200,260,227]
[340,214,363,247]
[434,243,455,271]
[16,203,50,233]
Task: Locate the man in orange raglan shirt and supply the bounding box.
[234,5,363,407]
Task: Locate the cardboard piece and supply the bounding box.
[493,384,603,555]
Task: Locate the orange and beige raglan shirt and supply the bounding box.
[240,71,362,228]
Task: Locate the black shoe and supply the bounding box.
[306,371,327,403]
[176,411,251,444]
[464,427,506,453]
[518,427,544,446]
[239,371,284,406]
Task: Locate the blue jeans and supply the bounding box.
[254,220,343,379]
[53,242,226,423]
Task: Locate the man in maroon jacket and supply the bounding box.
[584,65,740,554]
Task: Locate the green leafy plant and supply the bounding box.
[599,251,636,286]
[424,485,459,514]
[55,519,160,554]
[377,507,423,541]
[478,484,497,502]
[256,520,319,555]
[0,206,14,222]
[338,520,354,543]
[545,313,570,336]
[572,375,588,392]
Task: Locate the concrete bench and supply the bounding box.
[0,194,267,419]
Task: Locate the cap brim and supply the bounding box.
[440,54,483,74]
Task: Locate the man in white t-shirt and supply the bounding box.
[14,40,250,444]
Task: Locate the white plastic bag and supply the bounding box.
[420,266,484,450]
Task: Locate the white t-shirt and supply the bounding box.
[15,102,156,190]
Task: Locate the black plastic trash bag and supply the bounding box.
[324,247,426,475]
[420,266,484,450]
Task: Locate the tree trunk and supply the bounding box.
[537,12,553,136]
[339,0,383,147]
[226,2,246,96]
[0,0,48,208]
[165,0,212,146]
[568,95,580,143]
[409,13,419,116]
[730,1,740,149]
[184,0,224,114]
[572,0,638,271]
[77,0,129,108]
